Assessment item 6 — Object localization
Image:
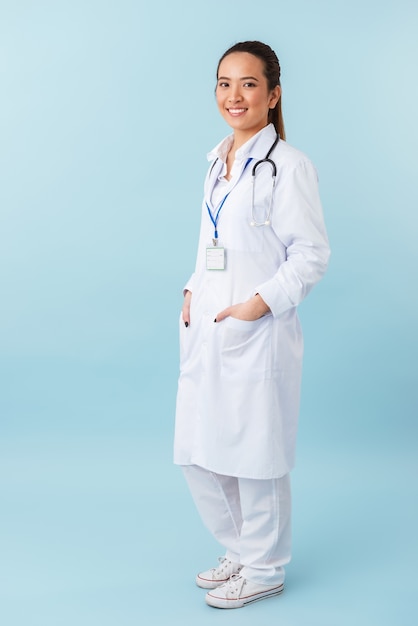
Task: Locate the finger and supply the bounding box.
[182,307,190,327]
[214,307,230,323]
[182,291,192,327]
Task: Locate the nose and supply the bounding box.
[228,86,242,102]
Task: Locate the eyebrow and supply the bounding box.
[217,75,260,81]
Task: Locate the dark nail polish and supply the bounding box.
[214,318,217,323]
[185,322,189,327]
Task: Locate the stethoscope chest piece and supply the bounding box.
[250,219,271,226]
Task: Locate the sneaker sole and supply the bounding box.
[206,584,284,609]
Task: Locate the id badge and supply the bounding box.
[206,245,225,270]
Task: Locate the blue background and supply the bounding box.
[1,1,417,624]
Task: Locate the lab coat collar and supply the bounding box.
[207,123,278,163]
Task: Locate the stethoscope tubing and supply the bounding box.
[251,133,279,178]
[208,132,280,231]
[250,134,279,227]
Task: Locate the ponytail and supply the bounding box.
[268,97,286,141]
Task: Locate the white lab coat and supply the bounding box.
[174,124,330,479]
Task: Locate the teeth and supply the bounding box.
[229,108,246,113]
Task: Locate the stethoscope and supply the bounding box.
[207,133,279,243]
[250,133,279,227]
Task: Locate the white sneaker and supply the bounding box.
[196,557,242,589]
[205,574,284,609]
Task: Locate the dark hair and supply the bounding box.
[217,40,286,140]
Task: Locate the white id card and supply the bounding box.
[206,246,225,270]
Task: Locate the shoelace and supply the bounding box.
[223,574,246,598]
[211,556,232,578]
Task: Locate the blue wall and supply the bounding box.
[0,1,417,624]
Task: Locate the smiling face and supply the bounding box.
[216,52,281,143]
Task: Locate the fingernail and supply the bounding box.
[184,322,189,328]
[213,318,217,323]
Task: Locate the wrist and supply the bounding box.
[254,293,270,316]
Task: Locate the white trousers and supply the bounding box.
[182,465,292,585]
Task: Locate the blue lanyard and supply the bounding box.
[206,194,229,242]
[206,158,252,242]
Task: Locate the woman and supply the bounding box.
[174,40,330,609]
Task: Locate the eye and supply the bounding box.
[217,81,229,88]
[243,82,256,88]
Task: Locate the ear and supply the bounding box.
[269,86,281,109]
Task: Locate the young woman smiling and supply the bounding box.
[174,40,330,609]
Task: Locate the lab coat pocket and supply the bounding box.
[220,315,273,380]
